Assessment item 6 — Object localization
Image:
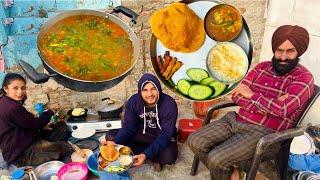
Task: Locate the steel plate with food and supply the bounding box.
[150,0,252,101]
[93,144,133,174]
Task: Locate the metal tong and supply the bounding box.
[28,170,37,180]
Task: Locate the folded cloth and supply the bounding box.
[289,153,320,173]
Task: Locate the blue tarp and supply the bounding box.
[99,171,131,180]
[289,153,320,173]
[0,72,5,87]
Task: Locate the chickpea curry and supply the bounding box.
[38,15,134,81]
[204,4,242,41]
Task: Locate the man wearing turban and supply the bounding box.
[271,25,310,76]
[188,25,314,180]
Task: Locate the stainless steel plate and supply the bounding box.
[34,161,64,180]
[150,0,253,101]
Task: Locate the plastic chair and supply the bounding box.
[189,85,320,180]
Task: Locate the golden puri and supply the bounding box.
[100,144,119,162]
[150,2,205,53]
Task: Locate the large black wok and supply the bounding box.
[19,7,140,92]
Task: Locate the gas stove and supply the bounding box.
[66,114,121,132]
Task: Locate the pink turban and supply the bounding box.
[271,25,309,57]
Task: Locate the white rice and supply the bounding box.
[207,42,248,84]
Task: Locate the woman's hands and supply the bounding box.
[133,153,146,166]
[42,122,53,130]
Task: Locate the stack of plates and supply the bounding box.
[71,127,95,139]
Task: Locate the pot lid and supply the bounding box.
[93,98,123,112]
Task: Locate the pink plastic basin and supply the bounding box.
[57,162,88,180]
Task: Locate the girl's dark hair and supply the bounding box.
[0,73,27,98]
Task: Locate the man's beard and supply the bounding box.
[271,56,300,76]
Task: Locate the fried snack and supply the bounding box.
[98,155,110,169]
[166,61,183,80]
[156,56,163,71]
[100,144,119,162]
[160,51,172,74]
[162,57,177,79]
[164,51,170,57]
[160,56,172,74]
[150,2,205,52]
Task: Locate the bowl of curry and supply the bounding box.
[204,4,243,42]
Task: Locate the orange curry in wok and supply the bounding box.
[38,15,134,81]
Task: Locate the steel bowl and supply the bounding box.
[34,161,64,180]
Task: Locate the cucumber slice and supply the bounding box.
[188,85,212,100]
[177,79,191,95]
[186,68,209,82]
[200,77,215,85]
[208,81,227,97]
[167,79,175,88]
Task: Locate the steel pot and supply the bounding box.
[19,7,140,92]
[94,97,123,119]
